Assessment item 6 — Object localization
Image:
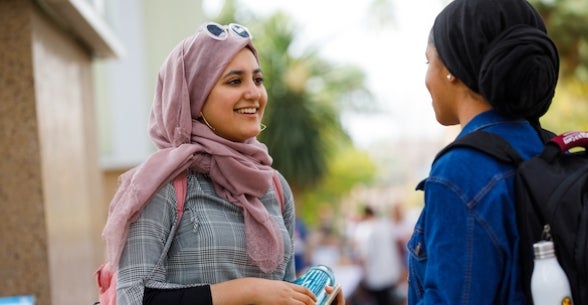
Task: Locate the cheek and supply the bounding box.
[259,88,269,113]
[207,90,237,110]
[424,67,437,100]
[424,68,447,123]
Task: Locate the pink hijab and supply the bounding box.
[101,23,284,277]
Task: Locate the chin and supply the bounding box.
[241,129,261,141]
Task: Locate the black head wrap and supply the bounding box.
[432,0,559,121]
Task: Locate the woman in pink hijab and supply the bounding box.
[96,22,343,305]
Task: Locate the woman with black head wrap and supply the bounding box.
[406,0,559,304]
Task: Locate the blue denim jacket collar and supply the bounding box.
[458,110,527,138]
[416,110,525,191]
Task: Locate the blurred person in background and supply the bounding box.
[352,205,405,305]
[390,203,412,304]
[294,216,311,275]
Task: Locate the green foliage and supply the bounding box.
[530,0,588,81]
[528,0,588,133]
[542,78,588,132]
[252,13,334,189]
[298,144,377,226]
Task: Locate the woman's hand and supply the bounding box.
[325,285,345,305]
[211,277,317,305]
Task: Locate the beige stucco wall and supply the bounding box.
[0,0,106,304]
[0,0,205,303]
[0,1,51,302]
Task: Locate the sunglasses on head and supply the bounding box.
[201,22,252,40]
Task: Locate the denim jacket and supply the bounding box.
[407,110,544,305]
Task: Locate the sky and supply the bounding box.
[204,0,448,149]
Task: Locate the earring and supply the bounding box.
[446,74,453,80]
[200,112,215,131]
[260,123,267,132]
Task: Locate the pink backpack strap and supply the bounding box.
[272,171,284,212]
[173,171,188,221]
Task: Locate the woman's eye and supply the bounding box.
[255,77,264,85]
[227,79,241,85]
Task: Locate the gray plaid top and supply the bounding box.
[117,172,296,305]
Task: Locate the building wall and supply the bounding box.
[97,0,204,214]
[32,6,106,304]
[0,0,207,303]
[95,0,205,172]
[0,1,52,303]
[0,0,106,304]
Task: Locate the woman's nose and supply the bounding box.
[244,82,262,100]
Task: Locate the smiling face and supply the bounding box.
[200,47,268,142]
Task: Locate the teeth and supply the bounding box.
[236,108,257,114]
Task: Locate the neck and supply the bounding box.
[457,90,493,128]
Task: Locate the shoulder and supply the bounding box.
[273,170,289,191]
[434,123,543,175]
[149,172,214,213]
[432,144,503,178]
[136,181,179,226]
[271,170,295,216]
[273,170,293,201]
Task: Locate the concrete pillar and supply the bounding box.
[0,0,119,304]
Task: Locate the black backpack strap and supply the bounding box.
[417,131,524,191]
[433,130,524,165]
[529,120,556,144]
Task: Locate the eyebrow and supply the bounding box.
[221,68,262,79]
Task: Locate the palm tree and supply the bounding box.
[214,4,372,195]
[253,14,372,194]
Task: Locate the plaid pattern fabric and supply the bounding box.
[117,172,295,305]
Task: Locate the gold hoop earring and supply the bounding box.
[200,112,215,131]
[260,123,267,132]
